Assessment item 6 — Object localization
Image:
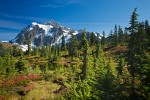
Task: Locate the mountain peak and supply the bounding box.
[44,19,58,26]
[32,22,38,26]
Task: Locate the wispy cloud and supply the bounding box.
[38,0,86,8]
[0,30,18,41]
[60,22,128,25]
[0,13,49,23]
[0,19,26,30]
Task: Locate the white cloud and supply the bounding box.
[0,19,26,30]
[38,0,86,8]
[1,13,49,23]
[0,32,18,41]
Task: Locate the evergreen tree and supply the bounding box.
[40,46,45,57]
[0,49,16,77]
[118,26,124,45]
[127,8,139,77]
[96,34,101,58]
[90,32,96,46]
[12,45,20,57]
[81,29,88,49]
[117,58,125,75]
[144,20,150,50]
[69,34,79,58]
[108,30,114,47]
[127,8,139,98]
[53,44,58,61]
[27,39,31,57]
[61,35,66,51]
[0,57,5,78]
[93,57,118,99]
[124,28,130,45]
[114,25,118,46]
[34,47,39,56]
[117,62,132,98]
[16,52,29,74]
[45,42,51,58]
[101,31,106,46]
[57,44,60,58]
[81,43,89,80]
[127,8,150,99]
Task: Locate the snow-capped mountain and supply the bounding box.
[11,20,78,47]
[10,20,100,51]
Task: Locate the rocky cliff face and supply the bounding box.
[10,20,100,49]
[11,20,78,47]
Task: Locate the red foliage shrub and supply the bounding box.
[1,74,41,89]
[22,83,34,92]
[0,95,4,100]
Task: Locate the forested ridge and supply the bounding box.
[0,9,150,100]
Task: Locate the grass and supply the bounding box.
[6,80,61,100]
[23,81,60,100]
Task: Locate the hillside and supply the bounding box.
[0,9,150,100]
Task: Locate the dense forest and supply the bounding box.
[0,8,150,100]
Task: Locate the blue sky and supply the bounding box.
[0,0,150,41]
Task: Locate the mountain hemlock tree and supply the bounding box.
[57,44,60,58]
[127,8,150,99]
[127,8,139,99]
[16,51,29,74]
[108,30,114,47]
[53,44,58,61]
[96,34,101,58]
[69,34,79,58]
[0,56,6,78]
[144,20,150,50]
[4,52,15,76]
[81,30,89,80]
[117,58,125,76]
[61,35,66,51]
[114,25,118,46]
[90,32,96,46]
[27,39,31,57]
[118,26,124,45]
[101,31,106,46]
[34,47,39,56]
[124,28,129,45]
[127,8,139,77]
[46,42,51,58]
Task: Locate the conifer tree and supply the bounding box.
[127,8,139,77]
[1,50,16,76]
[114,25,118,46]
[108,30,114,47]
[127,8,150,99]
[61,35,66,51]
[53,44,58,61]
[124,28,129,45]
[118,26,124,45]
[144,20,150,50]
[16,52,29,74]
[57,44,60,58]
[69,34,79,58]
[27,39,31,57]
[46,42,51,58]
[118,58,125,75]
[34,47,39,56]
[0,57,5,78]
[81,30,89,80]
[90,32,96,46]
[93,56,118,99]
[101,31,106,46]
[81,44,88,80]
[96,35,101,58]
[81,29,88,49]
